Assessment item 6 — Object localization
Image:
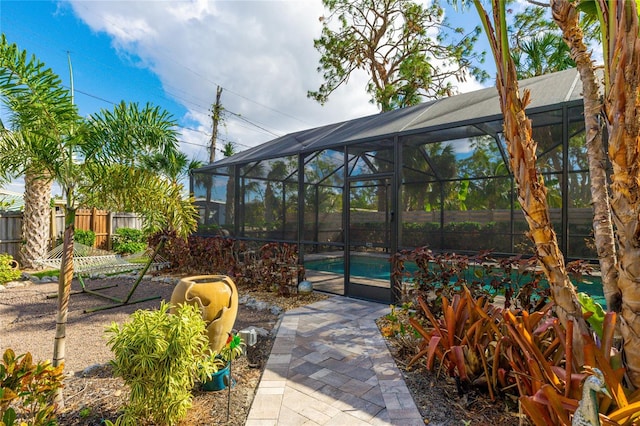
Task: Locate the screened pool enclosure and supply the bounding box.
[191,69,595,304]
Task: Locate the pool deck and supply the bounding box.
[246,296,423,425]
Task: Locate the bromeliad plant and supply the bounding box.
[408,286,505,400]
[403,283,640,424]
[512,310,640,425]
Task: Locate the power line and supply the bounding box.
[226,110,280,138]
[64,86,251,154]
[70,81,281,141]
[69,85,261,150]
[4,14,289,141]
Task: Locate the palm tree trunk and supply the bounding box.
[550,0,620,313]
[475,1,590,366]
[589,0,640,389]
[607,73,640,388]
[499,72,589,365]
[52,204,76,407]
[20,171,53,269]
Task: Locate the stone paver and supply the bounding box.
[247,296,423,425]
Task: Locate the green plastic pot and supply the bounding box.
[202,363,234,391]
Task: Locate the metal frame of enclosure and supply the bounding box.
[191,69,595,304]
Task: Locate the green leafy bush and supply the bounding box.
[74,229,95,247]
[0,254,21,284]
[111,228,147,255]
[443,220,482,233]
[105,302,214,426]
[0,348,64,426]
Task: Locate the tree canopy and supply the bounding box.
[308,0,488,111]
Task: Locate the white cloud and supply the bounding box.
[67,0,486,162]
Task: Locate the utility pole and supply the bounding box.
[210,86,223,163]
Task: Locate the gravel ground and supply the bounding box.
[0,272,182,373]
[0,272,325,425]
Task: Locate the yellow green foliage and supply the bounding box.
[105,302,213,426]
[0,255,21,285]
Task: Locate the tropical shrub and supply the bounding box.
[150,232,305,294]
[392,248,499,317]
[391,248,561,315]
[398,279,640,425]
[187,235,243,276]
[0,254,21,284]
[148,230,190,270]
[254,242,304,295]
[105,302,215,426]
[148,231,240,274]
[111,227,147,255]
[408,287,505,399]
[74,229,95,247]
[0,349,64,426]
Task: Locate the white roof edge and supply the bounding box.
[564,70,581,103]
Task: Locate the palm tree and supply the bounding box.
[551,0,640,388]
[81,163,198,238]
[471,0,590,364]
[511,32,574,79]
[0,35,79,269]
[141,151,203,186]
[221,141,236,158]
[57,103,189,405]
[0,38,197,405]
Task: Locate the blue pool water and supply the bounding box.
[305,255,606,306]
[306,256,390,279]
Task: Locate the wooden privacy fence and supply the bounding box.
[0,211,21,259]
[53,208,143,250]
[0,208,142,258]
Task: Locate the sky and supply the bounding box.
[0,0,491,194]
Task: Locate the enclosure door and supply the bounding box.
[347,176,393,303]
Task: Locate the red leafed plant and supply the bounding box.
[0,348,64,426]
[408,286,505,400]
[406,285,640,425]
[513,310,640,425]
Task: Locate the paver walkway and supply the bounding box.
[246,296,424,425]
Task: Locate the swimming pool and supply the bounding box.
[305,255,606,306]
[305,256,390,279]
